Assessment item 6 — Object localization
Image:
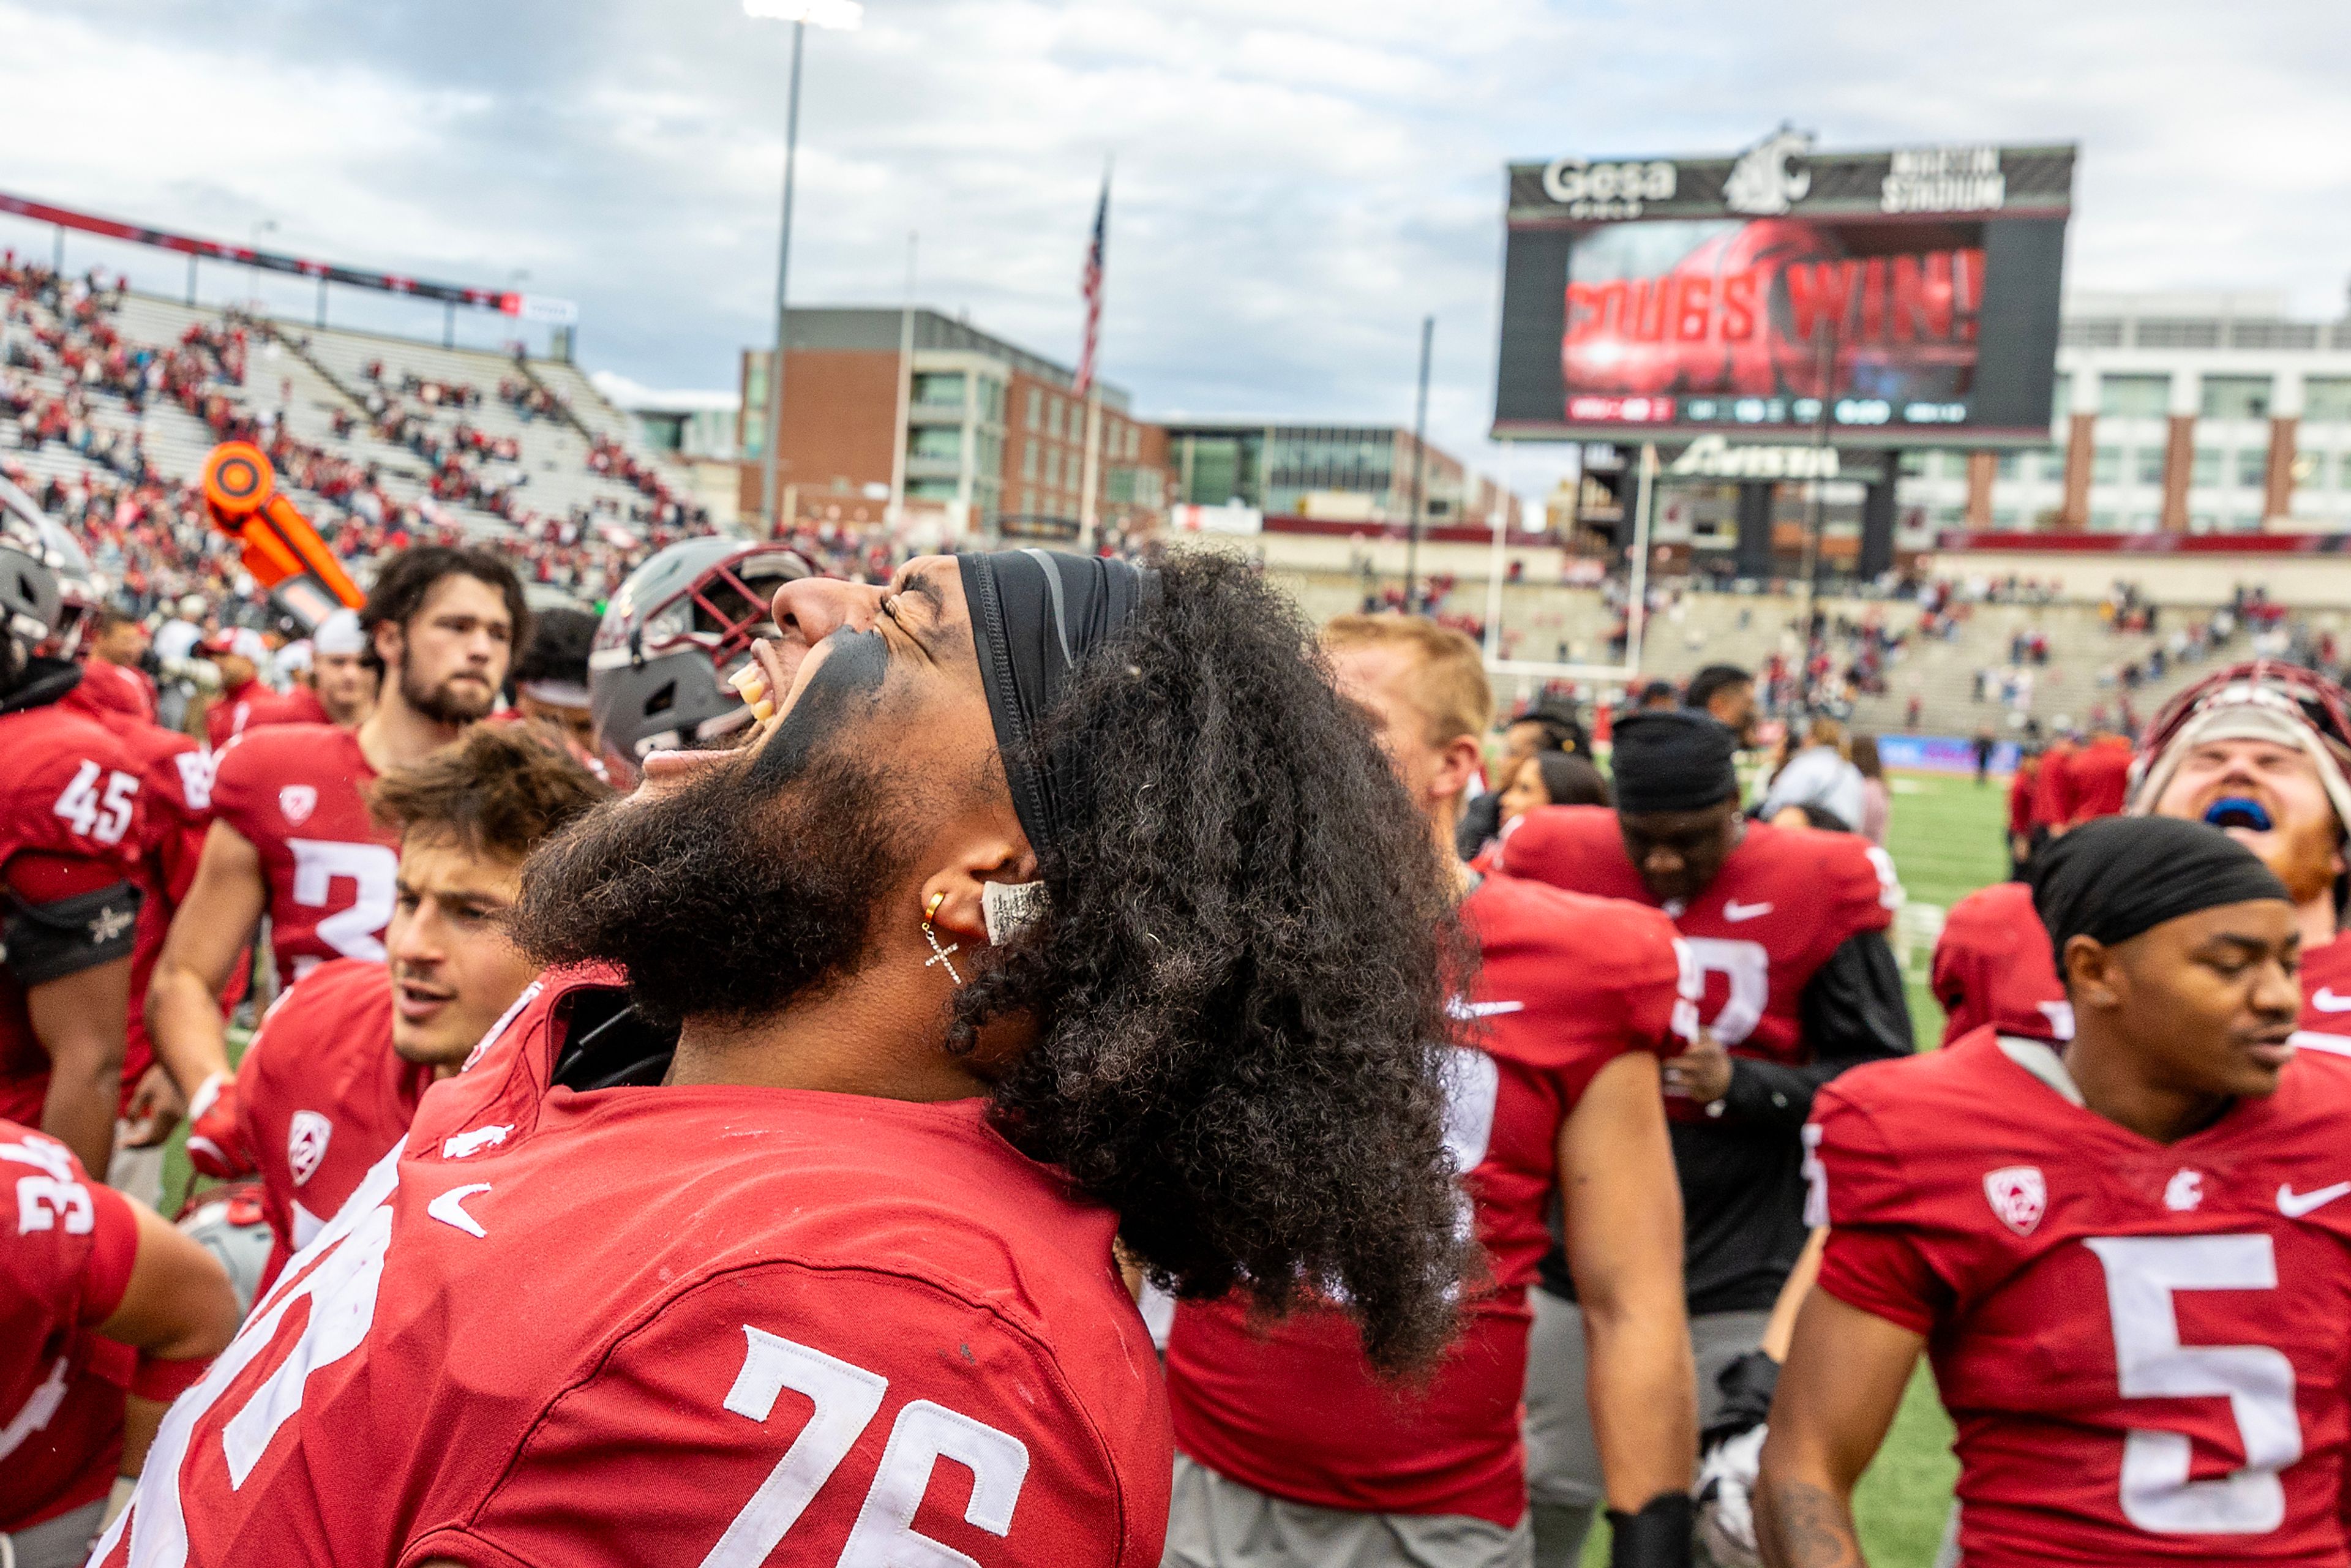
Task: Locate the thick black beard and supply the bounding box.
[511,745,911,1030]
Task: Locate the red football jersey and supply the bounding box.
[1931,896,2351,1052]
[0,701,148,1128]
[233,958,427,1296]
[2063,737,2135,823]
[97,969,1171,1567]
[1810,1029,2351,1566]
[2031,740,2080,829]
[206,723,397,984]
[0,1118,139,1531]
[203,680,315,752]
[1932,881,2071,1046]
[2008,760,2039,839]
[1494,807,1897,1092]
[1166,874,1695,1528]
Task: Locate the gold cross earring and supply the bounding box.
[921,891,962,986]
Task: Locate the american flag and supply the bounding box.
[1074,173,1109,396]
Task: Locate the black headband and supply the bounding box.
[1610,710,1740,815]
[2030,815,2290,966]
[960,548,1158,858]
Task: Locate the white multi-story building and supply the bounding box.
[1896,289,2351,539]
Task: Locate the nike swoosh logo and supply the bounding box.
[428,1182,492,1238]
[1723,901,1774,922]
[2312,988,2351,1013]
[1449,999,1526,1019]
[2279,1181,2351,1218]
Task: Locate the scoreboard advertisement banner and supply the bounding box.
[1493,134,2074,448]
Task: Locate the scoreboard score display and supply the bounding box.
[1493,133,2074,448]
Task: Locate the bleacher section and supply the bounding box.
[2,278,696,552]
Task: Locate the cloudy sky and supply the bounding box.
[5,0,2347,493]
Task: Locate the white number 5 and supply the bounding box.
[702,1326,1031,1568]
[2085,1234,2301,1535]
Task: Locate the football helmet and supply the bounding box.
[0,471,97,657]
[176,1179,276,1316]
[2131,659,2351,831]
[587,536,811,770]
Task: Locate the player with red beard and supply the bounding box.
[0,548,148,1182]
[1490,711,1912,1567]
[233,726,606,1292]
[143,546,525,1171]
[1934,662,2351,1052]
[96,549,1476,1567]
[0,1119,240,1568]
[1761,817,2347,1567]
[1165,617,1700,1568]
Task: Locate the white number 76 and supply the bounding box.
[700,1326,1030,1568]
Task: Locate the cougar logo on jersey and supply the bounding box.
[279,784,318,825]
[1983,1165,2046,1236]
[2163,1168,2205,1212]
[287,1111,332,1187]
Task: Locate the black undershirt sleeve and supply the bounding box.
[2,880,143,986]
[1717,928,1914,1131]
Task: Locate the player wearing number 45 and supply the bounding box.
[143,546,527,1181]
[0,541,148,1180]
[94,550,1478,1567]
[1761,816,2351,1567]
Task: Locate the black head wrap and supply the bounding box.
[2030,815,2291,967]
[1610,710,1740,816]
[960,548,1158,859]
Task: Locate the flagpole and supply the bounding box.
[1076,157,1110,552]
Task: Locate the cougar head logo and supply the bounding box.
[1724,128,1814,217]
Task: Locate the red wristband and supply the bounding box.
[130,1353,212,1403]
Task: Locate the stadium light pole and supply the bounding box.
[248,219,277,313]
[1403,315,1433,613]
[745,0,863,539]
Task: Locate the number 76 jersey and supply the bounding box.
[92,973,1170,1567]
[1809,1028,2351,1567]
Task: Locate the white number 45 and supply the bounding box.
[701,1327,1030,1568]
[53,760,138,846]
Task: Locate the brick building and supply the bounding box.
[738,307,1167,541]
[1160,420,1520,530]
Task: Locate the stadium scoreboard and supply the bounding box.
[1493,133,2074,449]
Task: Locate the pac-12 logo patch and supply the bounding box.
[1983,1165,2046,1236]
[279,784,318,825]
[288,1110,332,1187]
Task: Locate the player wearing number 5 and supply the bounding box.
[142,547,525,1174]
[0,544,146,1179]
[1762,817,2345,1567]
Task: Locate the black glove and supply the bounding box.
[1703,1349,1780,1447]
[1607,1490,1693,1568]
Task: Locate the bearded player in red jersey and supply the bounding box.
[0,547,149,1182]
[97,549,1475,1567]
[1935,661,2351,1052]
[143,546,525,1168]
[1761,816,2351,1567]
[1166,616,1701,1568]
[1491,711,1913,1567]
[233,726,606,1292]
[0,1120,240,1568]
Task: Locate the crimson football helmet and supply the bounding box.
[587,536,811,773]
[2130,659,2351,831]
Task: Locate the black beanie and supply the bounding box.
[1611,710,1740,815]
[2030,815,2290,969]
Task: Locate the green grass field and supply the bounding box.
[1581,768,2011,1566]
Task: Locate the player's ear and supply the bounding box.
[920,836,1037,948]
[2060,934,2118,1011]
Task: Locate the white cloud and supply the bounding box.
[1,0,2346,497]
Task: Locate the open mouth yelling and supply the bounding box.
[2204,796,2275,833]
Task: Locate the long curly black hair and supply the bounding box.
[953,550,1472,1373]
